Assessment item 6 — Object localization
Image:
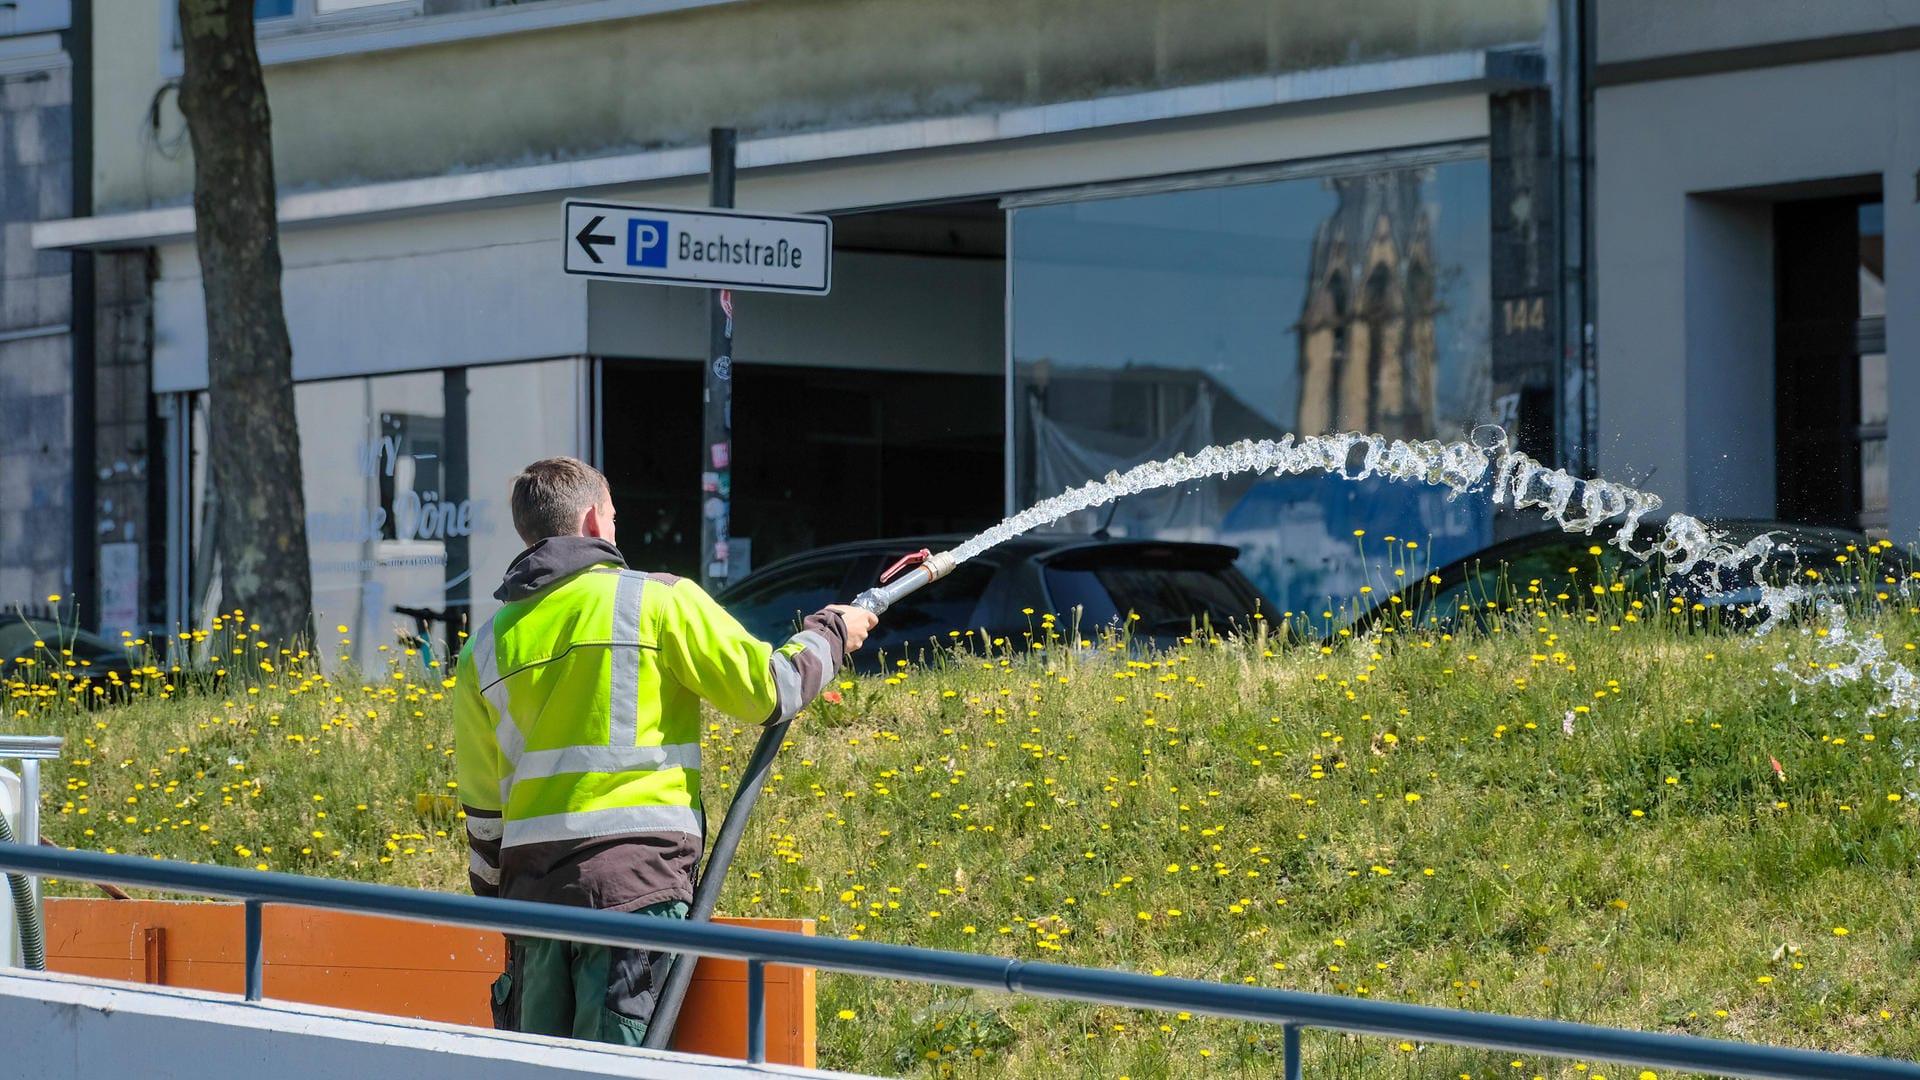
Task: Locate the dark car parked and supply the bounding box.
[715,534,1273,671]
[0,613,138,684]
[1349,519,1908,637]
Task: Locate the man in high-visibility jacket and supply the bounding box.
[454,456,875,1045]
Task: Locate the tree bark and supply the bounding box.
[176,0,313,646]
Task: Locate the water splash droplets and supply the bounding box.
[951,429,1746,586]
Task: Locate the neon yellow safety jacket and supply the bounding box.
[454,537,846,910]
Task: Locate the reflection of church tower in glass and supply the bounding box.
[1295,171,1440,440]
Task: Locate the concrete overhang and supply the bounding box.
[34,46,1541,253]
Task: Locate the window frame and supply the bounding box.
[255,0,423,31]
[0,0,69,40]
[159,0,748,77]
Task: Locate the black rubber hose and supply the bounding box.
[0,811,45,970]
[641,715,792,1049]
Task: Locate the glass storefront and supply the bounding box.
[1010,155,1494,616]
[158,156,1496,654]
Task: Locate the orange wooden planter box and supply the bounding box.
[42,898,816,1067]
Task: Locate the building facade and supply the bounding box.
[0,2,75,612]
[1594,0,1920,539]
[28,0,1575,661]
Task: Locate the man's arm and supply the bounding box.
[451,640,508,898]
[656,579,873,725]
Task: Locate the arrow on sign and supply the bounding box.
[574,215,616,264]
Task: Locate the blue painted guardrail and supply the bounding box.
[1,845,1916,1080]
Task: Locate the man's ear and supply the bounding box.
[580,502,607,538]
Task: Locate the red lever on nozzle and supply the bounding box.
[879,548,932,585]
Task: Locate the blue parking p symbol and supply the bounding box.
[626,218,669,268]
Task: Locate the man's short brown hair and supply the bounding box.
[509,457,610,545]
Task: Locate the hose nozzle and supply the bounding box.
[851,550,958,616]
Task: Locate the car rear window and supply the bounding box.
[1042,550,1258,633]
[0,623,39,663]
[0,619,126,669]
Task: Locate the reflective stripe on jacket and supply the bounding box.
[454,559,842,906]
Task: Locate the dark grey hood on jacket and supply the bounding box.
[494,536,627,602]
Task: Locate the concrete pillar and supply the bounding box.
[1882,76,1920,544]
[1488,89,1558,463]
[90,250,157,633]
[0,62,74,608]
[1680,196,1774,520]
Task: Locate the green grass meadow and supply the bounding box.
[8,556,1920,1078]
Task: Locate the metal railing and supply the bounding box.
[0,845,1916,1080]
[0,735,62,970]
[0,735,62,861]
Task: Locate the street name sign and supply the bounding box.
[562,199,832,295]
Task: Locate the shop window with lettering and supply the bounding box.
[298,373,492,670]
[296,361,588,671]
[372,412,457,542]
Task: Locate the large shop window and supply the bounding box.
[1010,158,1494,618]
[297,360,583,671]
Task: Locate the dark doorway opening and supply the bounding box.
[729,365,1002,567]
[599,360,1002,579]
[1774,194,1885,534]
[601,359,704,576]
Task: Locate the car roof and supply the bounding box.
[1437,519,1878,570]
[726,532,1244,586]
[0,615,128,664]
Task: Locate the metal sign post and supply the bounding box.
[558,144,836,1050]
[702,128,737,591]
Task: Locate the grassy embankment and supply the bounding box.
[8,549,1920,1079]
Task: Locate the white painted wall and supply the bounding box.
[588,252,1005,374]
[1598,0,1920,64]
[1594,52,1920,537]
[153,93,1489,393]
[1680,196,1774,519]
[0,969,878,1080]
[152,202,581,393]
[89,0,1533,213]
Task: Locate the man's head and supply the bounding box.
[508,457,616,547]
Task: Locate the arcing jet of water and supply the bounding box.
[950,429,1796,619]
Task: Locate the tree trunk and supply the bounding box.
[176,0,313,646]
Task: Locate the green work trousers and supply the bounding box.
[490,899,691,1046]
